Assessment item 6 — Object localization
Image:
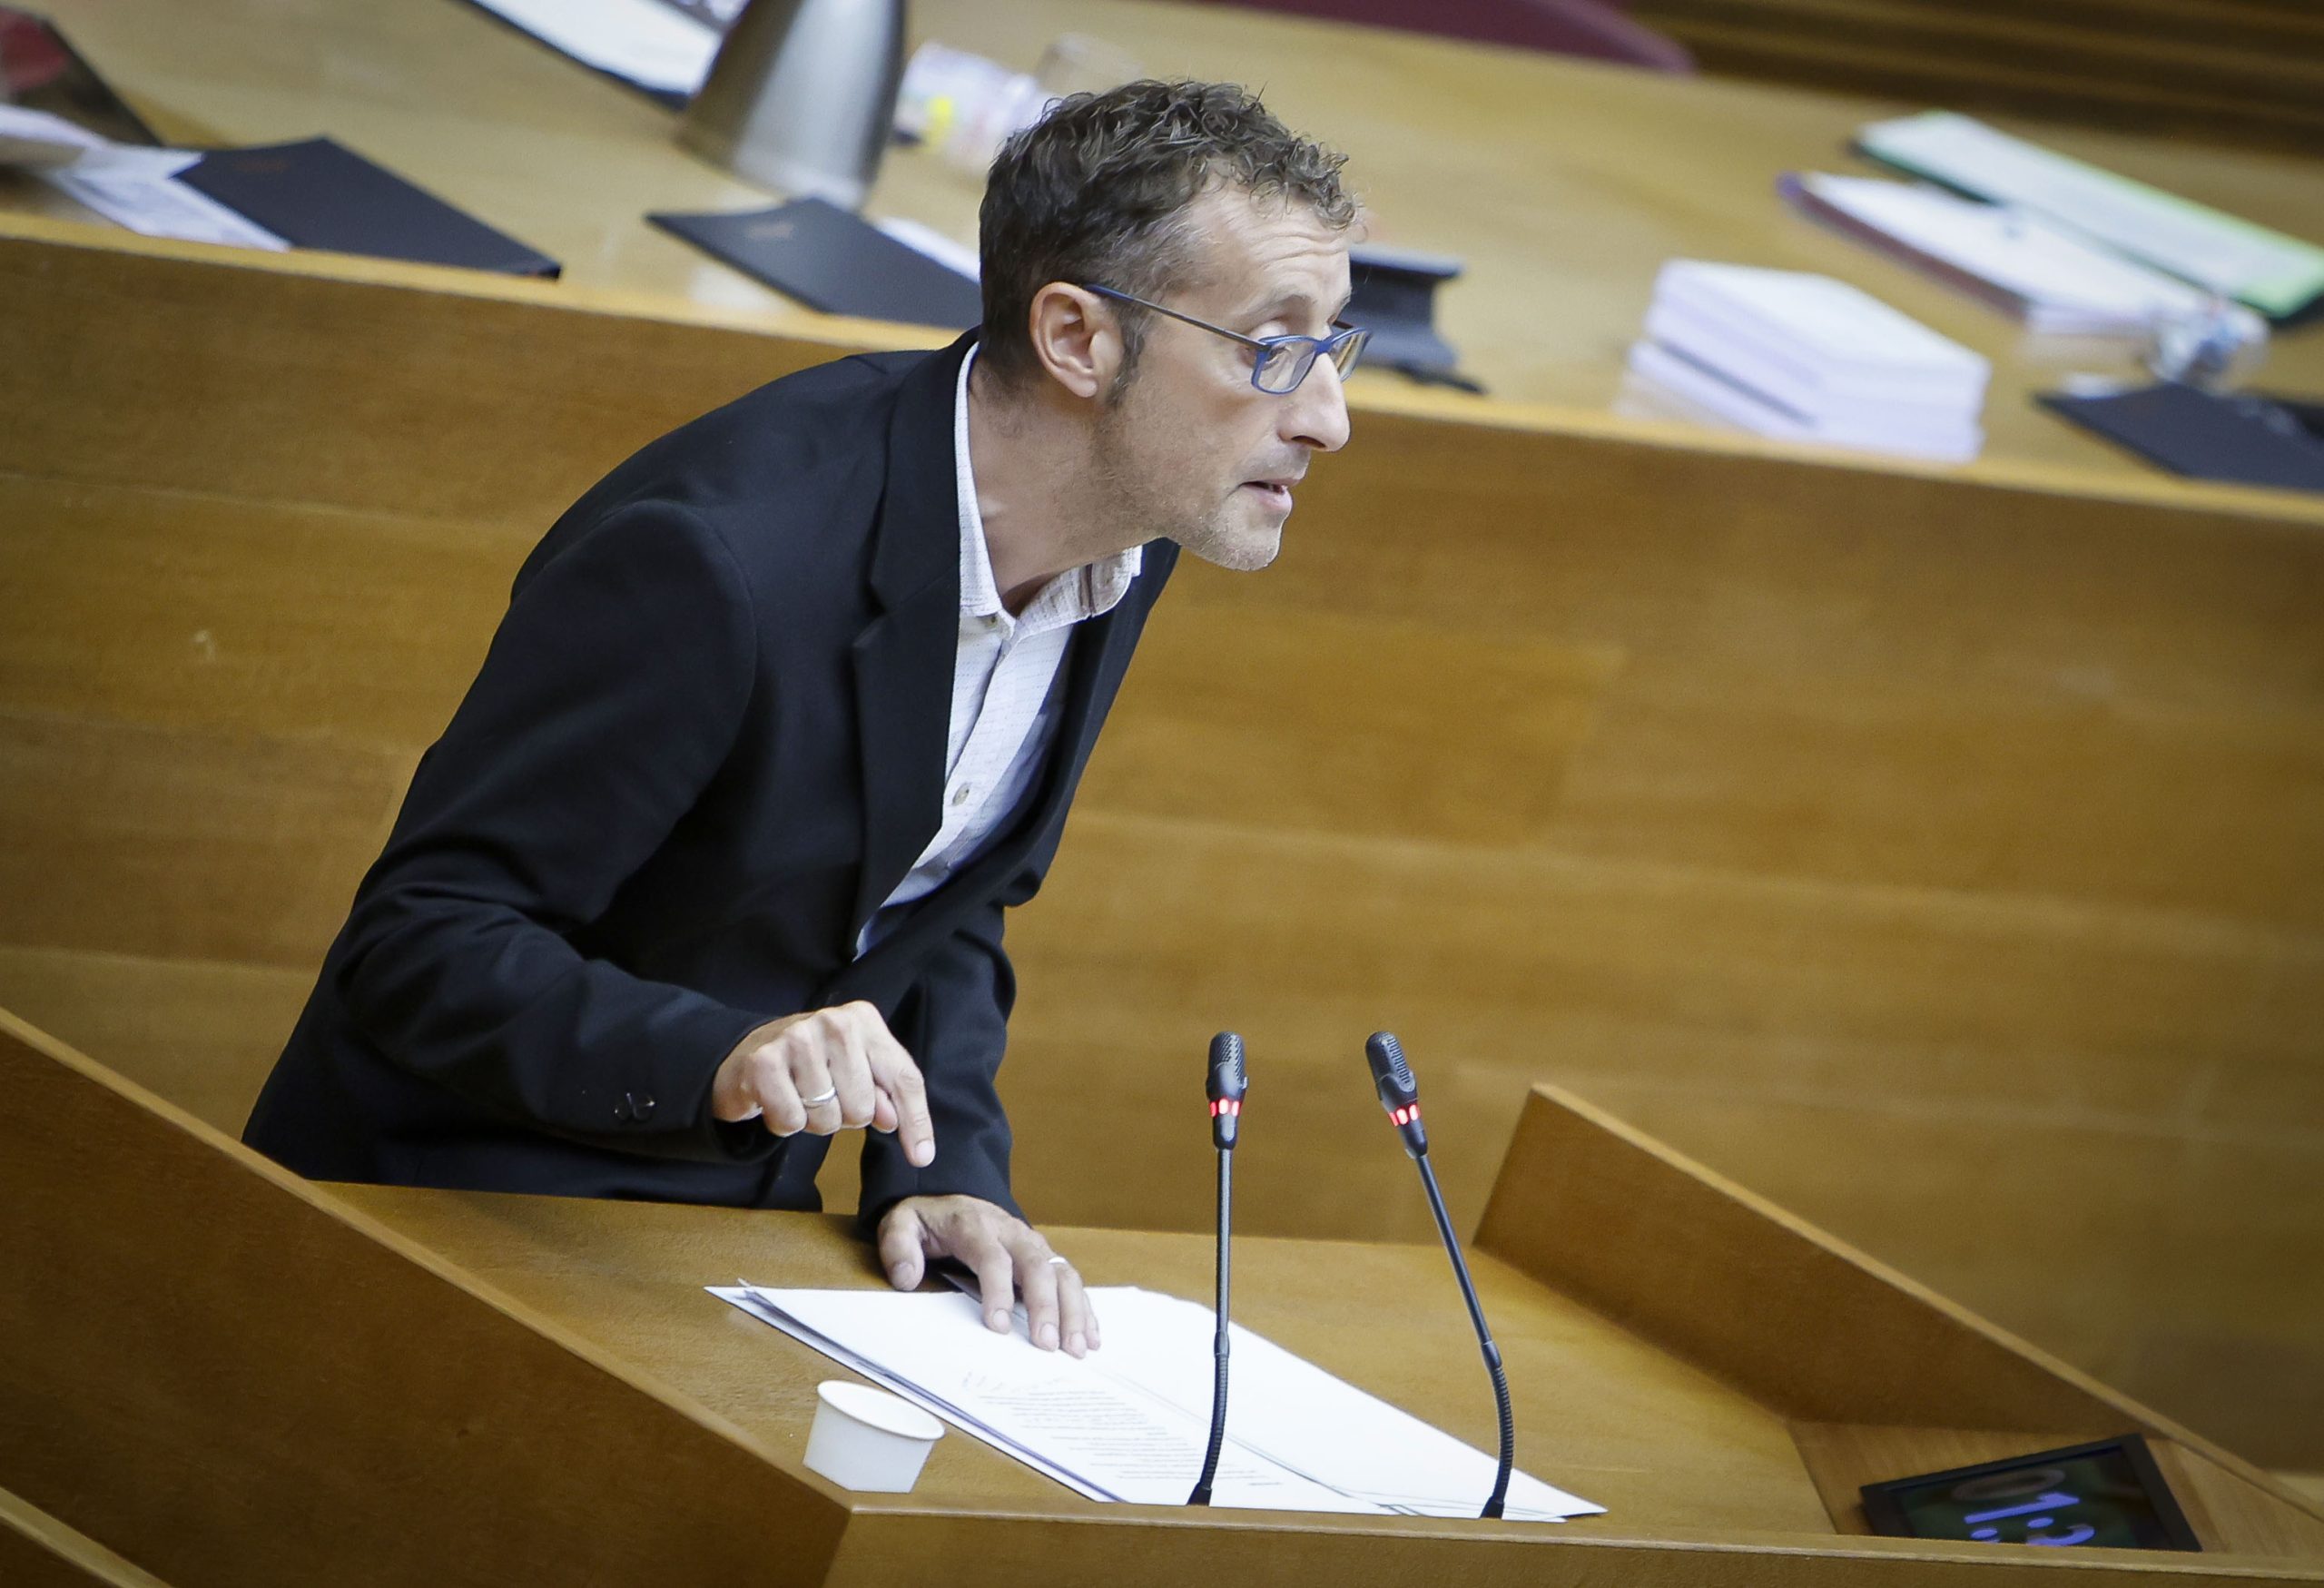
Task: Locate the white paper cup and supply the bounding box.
[803,1380,946,1493]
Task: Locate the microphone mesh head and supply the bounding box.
[1365,1031,1417,1103]
[1208,1031,1246,1100]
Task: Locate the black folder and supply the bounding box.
[175,137,560,279]
[649,198,983,330]
[2038,381,2324,493]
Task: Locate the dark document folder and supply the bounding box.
[176,137,560,278]
[649,198,982,330]
[2038,382,2324,492]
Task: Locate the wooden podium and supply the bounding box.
[7,1008,2321,1587]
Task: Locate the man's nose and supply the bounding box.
[1284,355,1352,453]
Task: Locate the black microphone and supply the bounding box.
[1189,1031,1246,1506]
[1364,1031,1514,1520]
[1207,1029,1247,1148]
[1367,1026,1427,1156]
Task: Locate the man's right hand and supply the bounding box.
[710,1002,935,1167]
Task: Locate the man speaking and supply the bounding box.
[245,80,1364,1364]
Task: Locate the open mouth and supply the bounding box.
[1241,480,1295,511]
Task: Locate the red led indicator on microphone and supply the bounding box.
[1208,1099,1242,1118]
[1390,1103,1421,1126]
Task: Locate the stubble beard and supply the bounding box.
[1089,396,1282,573]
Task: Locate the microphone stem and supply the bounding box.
[1189,1145,1232,1505]
[1417,1154,1513,1520]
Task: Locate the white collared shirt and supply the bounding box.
[856,349,1142,952]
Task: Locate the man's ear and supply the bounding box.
[1026,282,1116,401]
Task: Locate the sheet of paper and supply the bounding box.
[720,1287,1107,1497]
[1793,173,2212,336]
[464,0,722,97]
[720,1285,1377,1511]
[1077,1287,1602,1522]
[714,1283,1602,1521]
[0,104,110,168]
[873,216,980,281]
[1856,112,2324,318]
[38,145,289,251]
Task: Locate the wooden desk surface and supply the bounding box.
[18,0,2324,482]
[329,1181,1834,1539]
[21,1007,2317,1584]
[315,1179,2324,1577]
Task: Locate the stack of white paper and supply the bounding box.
[1856,111,2324,322]
[713,1283,1603,1521]
[1781,172,2213,337]
[1623,260,1989,462]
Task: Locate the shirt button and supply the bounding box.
[950,784,974,807]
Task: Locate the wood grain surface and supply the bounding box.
[16,0,2324,478]
[0,1011,852,1588]
[3,210,2319,1469]
[12,1011,2324,1583]
[327,1186,1830,1535]
[1793,1422,2324,1558]
[1474,1084,2324,1557]
[332,1123,2324,1582]
[4,0,2322,1475]
[1625,0,2324,154]
[0,1487,172,1588]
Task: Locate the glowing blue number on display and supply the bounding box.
[1962,1491,2086,1545]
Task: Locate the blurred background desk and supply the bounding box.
[11,0,2324,479]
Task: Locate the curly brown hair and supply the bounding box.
[977,79,1357,390]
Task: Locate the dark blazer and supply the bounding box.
[243,334,1177,1221]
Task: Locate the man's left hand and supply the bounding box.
[877,1194,1098,1358]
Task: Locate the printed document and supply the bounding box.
[713,1283,1604,1521]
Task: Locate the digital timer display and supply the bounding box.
[1861,1435,2201,1552]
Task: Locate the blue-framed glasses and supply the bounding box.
[1083,283,1369,395]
